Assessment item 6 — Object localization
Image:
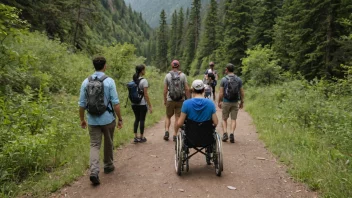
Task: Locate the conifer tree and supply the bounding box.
[157,9,169,71]
[177,7,184,58]
[168,10,178,60]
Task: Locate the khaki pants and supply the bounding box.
[222,102,239,120]
[88,120,116,175]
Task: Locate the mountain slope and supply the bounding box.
[124,0,210,28]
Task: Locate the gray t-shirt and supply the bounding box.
[164,71,188,101]
[132,77,148,105]
[220,74,242,102]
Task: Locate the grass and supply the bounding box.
[245,85,352,198]
[7,75,166,198]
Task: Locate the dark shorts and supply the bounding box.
[166,101,183,118]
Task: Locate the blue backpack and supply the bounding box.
[127,78,144,104]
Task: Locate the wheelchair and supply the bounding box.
[175,119,223,176]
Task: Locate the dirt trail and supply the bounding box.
[54,106,317,198]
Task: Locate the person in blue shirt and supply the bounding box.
[176,80,218,133]
[79,56,123,185]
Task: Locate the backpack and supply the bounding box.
[168,72,184,101]
[224,76,240,101]
[127,78,144,104]
[85,75,110,115]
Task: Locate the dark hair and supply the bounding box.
[133,64,146,82]
[93,56,106,71]
[193,88,205,94]
[226,63,235,72]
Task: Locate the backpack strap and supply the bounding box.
[99,75,108,82]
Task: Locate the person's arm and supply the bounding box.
[184,83,190,99]
[218,87,224,109]
[79,107,87,129]
[212,113,218,127]
[176,112,187,134]
[239,87,245,109]
[164,83,168,106]
[144,87,152,113]
[78,81,87,129]
[110,79,123,128]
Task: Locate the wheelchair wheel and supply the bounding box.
[175,134,183,176]
[185,153,189,172]
[214,133,223,176]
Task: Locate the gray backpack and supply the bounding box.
[224,76,240,101]
[85,75,110,115]
[168,72,184,101]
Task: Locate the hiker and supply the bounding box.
[78,56,123,185]
[176,79,218,133]
[204,61,218,101]
[218,63,244,143]
[130,64,152,143]
[203,77,212,99]
[163,60,190,142]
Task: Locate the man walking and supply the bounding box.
[204,61,218,101]
[218,63,244,143]
[79,56,123,185]
[163,60,190,142]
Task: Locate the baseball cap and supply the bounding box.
[171,60,180,67]
[192,79,205,90]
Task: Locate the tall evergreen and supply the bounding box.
[177,7,185,58]
[218,0,252,73]
[274,0,352,79]
[198,0,219,58]
[248,0,282,48]
[168,10,178,60]
[156,9,169,71]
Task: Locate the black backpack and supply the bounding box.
[127,78,144,104]
[85,75,111,115]
[224,76,240,101]
[168,72,184,101]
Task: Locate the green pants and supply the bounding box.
[88,120,116,175]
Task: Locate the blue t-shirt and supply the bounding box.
[181,98,216,122]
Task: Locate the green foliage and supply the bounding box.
[246,78,352,197]
[156,9,169,71]
[242,45,282,86]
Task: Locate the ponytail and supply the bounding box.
[132,64,146,82]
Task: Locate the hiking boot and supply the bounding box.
[222,133,228,142]
[134,137,140,143]
[173,135,177,142]
[90,174,100,185]
[164,131,169,141]
[139,137,147,143]
[104,166,115,174]
[230,134,235,143]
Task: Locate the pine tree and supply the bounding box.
[176,7,184,58]
[248,0,282,48]
[168,10,178,60]
[156,9,169,71]
[218,0,252,73]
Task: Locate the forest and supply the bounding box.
[0,0,351,197]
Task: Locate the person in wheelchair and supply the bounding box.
[174,80,223,176]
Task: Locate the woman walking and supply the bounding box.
[131,64,152,143]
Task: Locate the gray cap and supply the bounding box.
[192,79,205,90]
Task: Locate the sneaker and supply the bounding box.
[230,134,235,143]
[134,137,140,143]
[90,174,100,185]
[222,133,228,142]
[104,166,115,174]
[173,135,177,142]
[139,137,147,143]
[164,131,169,141]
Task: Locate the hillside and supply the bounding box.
[124,0,210,28]
[1,0,152,54]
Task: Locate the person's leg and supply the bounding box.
[88,125,102,184]
[212,85,216,101]
[164,101,174,140]
[132,105,141,142]
[222,102,230,141]
[173,101,183,140]
[139,105,148,142]
[229,102,239,143]
[102,121,116,172]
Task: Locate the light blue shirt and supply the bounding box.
[79,72,120,126]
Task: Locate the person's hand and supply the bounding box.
[164,100,167,106]
[117,120,123,129]
[80,120,87,129]
[239,101,244,109]
[149,106,153,114]
[218,102,222,109]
